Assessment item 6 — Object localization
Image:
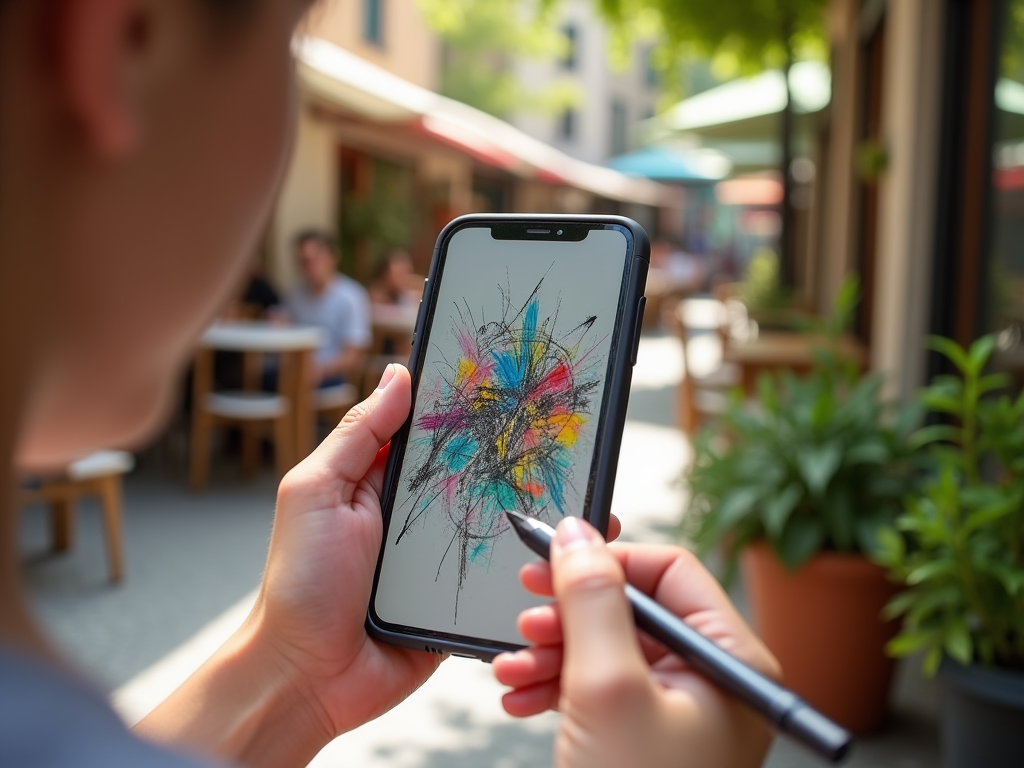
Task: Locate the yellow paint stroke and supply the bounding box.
[495,421,514,459]
[548,413,586,446]
[456,358,476,386]
[529,341,547,373]
[474,378,495,409]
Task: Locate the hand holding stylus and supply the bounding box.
[493,516,780,768]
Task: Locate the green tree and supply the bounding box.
[419,0,582,118]
[557,0,830,287]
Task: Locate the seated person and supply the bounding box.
[368,247,419,308]
[368,248,419,358]
[285,231,370,387]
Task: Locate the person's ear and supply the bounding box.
[57,0,169,157]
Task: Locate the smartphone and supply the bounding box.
[367,214,649,661]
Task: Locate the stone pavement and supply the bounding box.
[20,333,940,767]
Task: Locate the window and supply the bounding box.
[610,99,628,157]
[559,109,577,141]
[364,0,384,46]
[561,25,578,70]
[982,2,1024,365]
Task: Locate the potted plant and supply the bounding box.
[735,249,812,331]
[874,336,1024,768]
[685,281,923,732]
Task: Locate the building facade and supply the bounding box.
[267,0,670,290]
[813,0,1017,402]
[507,0,662,165]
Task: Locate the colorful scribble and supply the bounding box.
[396,275,603,621]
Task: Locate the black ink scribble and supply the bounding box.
[397,274,604,621]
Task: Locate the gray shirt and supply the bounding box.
[0,646,223,767]
[286,275,372,368]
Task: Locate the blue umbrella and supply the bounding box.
[606,145,729,182]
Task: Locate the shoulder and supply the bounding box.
[328,276,369,306]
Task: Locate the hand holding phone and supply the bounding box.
[368,215,649,660]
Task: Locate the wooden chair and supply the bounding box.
[673,298,742,435]
[19,450,133,582]
[189,346,296,491]
[190,322,326,490]
[316,383,359,427]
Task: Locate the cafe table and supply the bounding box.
[191,321,324,489]
[724,331,868,394]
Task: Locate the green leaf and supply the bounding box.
[944,619,973,665]
[908,424,961,450]
[966,335,997,376]
[927,336,971,374]
[920,391,963,415]
[845,440,890,465]
[756,373,779,414]
[881,589,918,620]
[873,526,906,567]
[907,558,957,585]
[824,487,855,551]
[797,443,842,496]
[961,498,1019,536]
[923,645,943,677]
[714,488,761,531]
[887,630,937,657]
[978,373,1011,394]
[905,585,962,624]
[856,515,895,560]
[763,483,802,539]
[978,562,1024,596]
[776,517,826,570]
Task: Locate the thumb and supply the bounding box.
[299,363,411,499]
[551,517,650,699]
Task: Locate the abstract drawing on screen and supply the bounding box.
[396,274,603,621]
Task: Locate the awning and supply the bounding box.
[605,144,732,182]
[635,61,830,173]
[654,61,831,137]
[294,37,670,207]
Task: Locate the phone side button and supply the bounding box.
[630,296,646,366]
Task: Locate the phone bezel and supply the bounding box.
[366,213,650,661]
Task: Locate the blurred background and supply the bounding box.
[18,0,1024,766]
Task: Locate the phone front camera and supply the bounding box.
[557,229,563,235]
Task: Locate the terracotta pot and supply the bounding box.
[740,542,900,734]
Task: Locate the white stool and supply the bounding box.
[20,450,134,582]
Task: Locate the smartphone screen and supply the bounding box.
[371,220,643,651]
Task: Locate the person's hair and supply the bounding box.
[197,0,262,38]
[370,247,411,282]
[293,229,337,255]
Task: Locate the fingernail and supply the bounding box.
[556,516,596,551]
[376,364,396,392]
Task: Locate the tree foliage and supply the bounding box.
[418,0,582,117]
[586,0,829,82]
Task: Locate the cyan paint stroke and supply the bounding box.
[396,274,603,622]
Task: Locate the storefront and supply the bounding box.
[268,37,673,291]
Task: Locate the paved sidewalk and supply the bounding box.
[20,334,940,767]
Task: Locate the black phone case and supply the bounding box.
[366,213,650,661]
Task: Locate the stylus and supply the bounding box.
[504,511,853,765]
